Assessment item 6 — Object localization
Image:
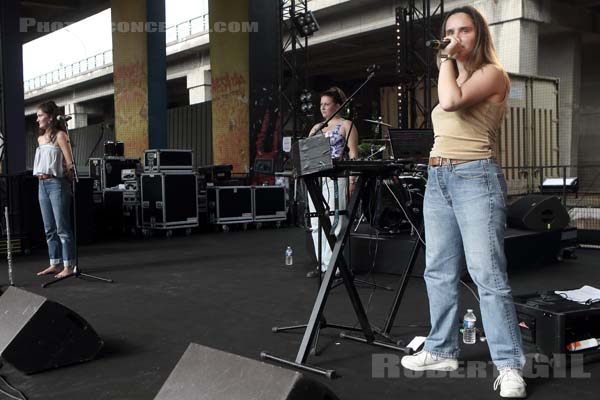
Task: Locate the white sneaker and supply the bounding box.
[400,350,459,371]
[494,368,527,398]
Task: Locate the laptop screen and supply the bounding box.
[388,128,434,159]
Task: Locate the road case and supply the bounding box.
[206,186,253,225]
[141,172,198,230]
[144,149,193,172]
[252,186,286,222]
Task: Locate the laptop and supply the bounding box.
[388,128,434,160]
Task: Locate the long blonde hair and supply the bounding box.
[441,6,502,78]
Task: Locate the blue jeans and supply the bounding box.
[423,158,525,370]
[38,178,74,267]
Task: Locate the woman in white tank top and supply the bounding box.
[33,101,76,279]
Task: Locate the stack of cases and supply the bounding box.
[122,169,141,230]
[89,158,104,205]
[205,186,287,227]
[141,149,198,231]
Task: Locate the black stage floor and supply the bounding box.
[0,227,599,400]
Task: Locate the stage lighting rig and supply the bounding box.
[292,11,319,37]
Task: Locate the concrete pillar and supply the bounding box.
[489,19,538,75]
[64,103,89,129]
[187,69,211,104]
[1,1,25,173]
[111,0,167,158]
[539,33,582,166]
[208,0,250,173]
[474,0,542,75]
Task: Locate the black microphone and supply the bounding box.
[425,39,451,49]
[57,115,72,122]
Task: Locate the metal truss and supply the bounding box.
[279,0,310,138]
[396,0,444,129]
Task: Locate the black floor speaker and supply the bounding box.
[154,343,340,400]
[507,194,570,231]
[0,287,103,374]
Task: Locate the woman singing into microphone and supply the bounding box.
[306,87,359,278]
[33,101,76,279]
[400,7,526,398]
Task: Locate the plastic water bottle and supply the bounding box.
[285,246,293,266]
[463,309,477,344]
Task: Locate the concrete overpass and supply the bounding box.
[23,14,212,128]
[12,0,600,168]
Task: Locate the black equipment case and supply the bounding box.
[141,172,198,229]
[89,157,140,191]
[252,186,286,222]
[514,292,600,364]
[206,186,253,225]
[144,149,193,172]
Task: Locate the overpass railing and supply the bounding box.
[24,14,209,93]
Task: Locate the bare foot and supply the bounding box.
[37,266,62,276]
[55,267,74,278]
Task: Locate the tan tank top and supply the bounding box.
[430,70,509,160]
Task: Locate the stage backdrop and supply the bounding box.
[208,0,250,173]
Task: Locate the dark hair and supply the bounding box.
[320,86,346,106]
[37,100,67,141]
[441,6,501,77]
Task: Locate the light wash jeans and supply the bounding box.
[308,177,348,272]
[38,177,75,267]
[423,158,525,370]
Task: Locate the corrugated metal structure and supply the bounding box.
[500,74,560,195]
[25,102,212,171]
[167,102,212,169]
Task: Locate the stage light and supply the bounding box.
[300,89,314,115]
[292,11,319,37]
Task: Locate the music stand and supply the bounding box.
[42,120,114,288]
[388,128,434,161]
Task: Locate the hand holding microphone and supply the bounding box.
[425,39,451,49]
[427,36,459,59]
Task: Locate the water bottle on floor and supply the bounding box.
[285,246,293,266]
[463,309,477,344]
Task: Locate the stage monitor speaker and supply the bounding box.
[508,194,569,231]
[154,343,340,400]
[0,287,103,374]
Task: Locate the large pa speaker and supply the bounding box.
[0,287,103,374]
[154,343,340,400]
[507,194,570,231]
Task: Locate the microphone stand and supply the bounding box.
[43,120,114,288]
[313,65,378,136]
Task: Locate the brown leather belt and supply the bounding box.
[428,157,472,167]
[37,174,54,180]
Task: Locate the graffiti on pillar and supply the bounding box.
[212,72,249,173]
[113,60,148,157]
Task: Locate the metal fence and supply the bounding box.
[503,164,600,246]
